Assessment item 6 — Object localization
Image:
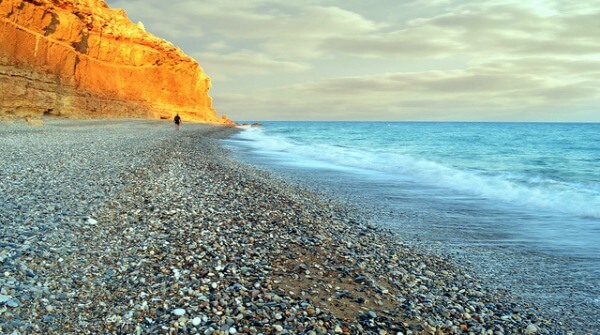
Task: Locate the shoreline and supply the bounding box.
[225,138,600,335]
[0,120,577,334]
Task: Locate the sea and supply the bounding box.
[222,121,600,332]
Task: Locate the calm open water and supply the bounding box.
[223,121,600,332]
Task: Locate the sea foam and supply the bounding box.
[232,123,600,218]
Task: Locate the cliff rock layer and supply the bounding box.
[0,0,231,123]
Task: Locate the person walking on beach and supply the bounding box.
[174,114,181,131]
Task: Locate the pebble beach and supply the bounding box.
[0,120,580,334]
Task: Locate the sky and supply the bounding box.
[105,0,600,122]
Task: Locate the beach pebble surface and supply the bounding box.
[0,119,584,334]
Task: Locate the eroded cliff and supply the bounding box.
[0,0,231,123]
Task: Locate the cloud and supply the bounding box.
[321,29,462,58]
[290,66,599,104]
[194,51,310,79]
[108,0,207,39]
[478,57,600,78]
[415,4,600,57]
[320,3,600,59]
[108,0,381,59]
[219,59,600,121]
[105,0,600,122]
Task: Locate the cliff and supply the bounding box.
[0,0,231,124]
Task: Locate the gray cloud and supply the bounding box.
[109,0,381,59]
[320,4,600,59]
[194,51,310,81]
[105,0,600,121]
[235,61,600,120]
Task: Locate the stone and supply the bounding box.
[524,324,539,334]
[192,317,201,326]
[0,295,10,303]
[354,275,366,283]
[7,298,20,307]
[172,308,186,316]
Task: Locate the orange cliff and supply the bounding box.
[0,0,232,124]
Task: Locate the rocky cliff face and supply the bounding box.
[0,0,231,123]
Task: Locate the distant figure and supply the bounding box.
[174,114,181,130]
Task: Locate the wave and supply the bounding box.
[231,126,600,219]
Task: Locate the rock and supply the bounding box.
[7,298,20,308]
[354,275,366,283]
[524,324,539,334]
[0,294,11,304]
[0,0,232,124]
[172,308,186,316]
[192,317,201,326]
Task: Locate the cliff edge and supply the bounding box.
[0,0,231,124]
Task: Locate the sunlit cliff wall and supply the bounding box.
[0,0,230,123]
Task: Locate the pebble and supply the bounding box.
[172,308,186,316]
[7,299,20,308]
[0,120,583,334]
[524,324,539,334]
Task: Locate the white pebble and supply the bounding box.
[192,317,201,326]
[524,324,539,334]
[172,308,186,316]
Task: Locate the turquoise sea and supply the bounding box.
[223,121,600,331]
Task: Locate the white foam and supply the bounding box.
[231,127,600,219]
